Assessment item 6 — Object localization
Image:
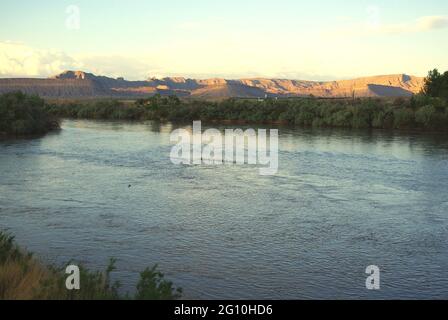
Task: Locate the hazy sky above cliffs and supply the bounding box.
[1,0,448,80]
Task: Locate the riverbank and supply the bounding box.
[0,231,181,300]
[45,94,448,131]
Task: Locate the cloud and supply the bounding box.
[416,16,448,31]
[381,15,448,34]
[0,41,82,77]
[324,15,448,38]
[0,41,156,80]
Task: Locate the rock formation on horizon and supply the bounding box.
[0,71,425,99]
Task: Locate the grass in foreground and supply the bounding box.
[0,231,182,300]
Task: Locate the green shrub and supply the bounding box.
[393,108,415,129]
[0,92,59,136]
[330,110,353,127]
[415,105,447,130]
[135,265,182,300]
[423,69,448,100]
[0,231,182,300]
[351,104,373,128]
[415,105,437,128]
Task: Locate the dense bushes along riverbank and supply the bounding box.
[45,94,448,131]
[0,92,59,136]
[0,231,182,300]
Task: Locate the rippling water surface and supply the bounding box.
[1,120,448,299]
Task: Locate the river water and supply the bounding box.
[1,120,448,299]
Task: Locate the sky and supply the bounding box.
[1,0,448,80]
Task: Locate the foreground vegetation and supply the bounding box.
[0,92,59,136]
[0,231,182,300]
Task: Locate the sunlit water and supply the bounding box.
[1,120,448,299]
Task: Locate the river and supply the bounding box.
[1,119,448,299]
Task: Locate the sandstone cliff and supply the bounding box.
[0,71,425,99]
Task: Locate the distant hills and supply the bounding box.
[0,71,425,100]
